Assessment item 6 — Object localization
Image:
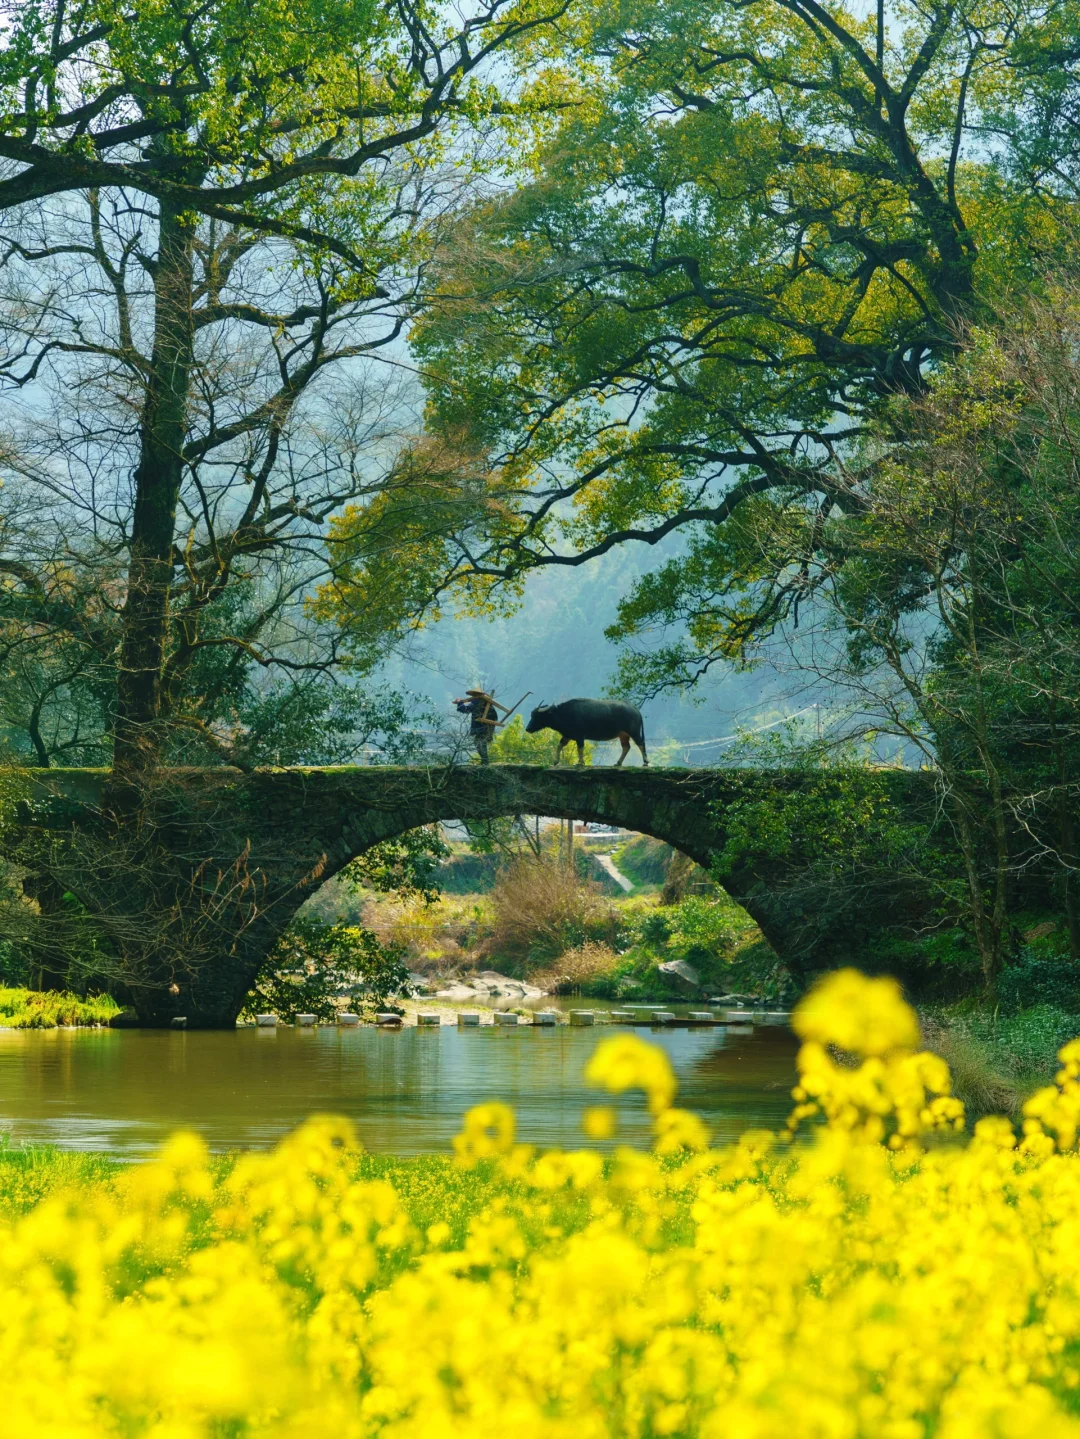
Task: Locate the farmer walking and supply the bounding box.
[453,687,510,765]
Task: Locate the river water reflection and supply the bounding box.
[0,1024,798,1157]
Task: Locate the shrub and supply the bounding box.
[486,854,619,971]
[922,1003,1080,1116]
[638,910,672,946]
[616,892,779,997]
[529,942,620,996]
[242,918,410,1022]
[0,988,119,1028]
[613,835,671,887]
[919,1015,1029,1119]
[665,894,739,960]
[997,950,1080,1014]
[364,894,490,973]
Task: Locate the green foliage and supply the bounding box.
[0,1141,539,1250]
[341,828,450,905]
[706,736,972,985]
[990,1006,1080,1076]
[1,0,557,232]
[432,853,501,895]
[800,293,1080,977]
[0,1139,122,1220]
[927,1003,1080,1109]
[713,745,917,880]
[665,895,740,968]
[997,954,1080,1017]
[314,0,1080,681]
[178,583,440,770]
[565,890,782,1002]
[242,919,411,1023]
[0,880,125,997]
[488,714,566,765]
[716,763,904,879]
[613,836,672,889]
[0,988,119,1028]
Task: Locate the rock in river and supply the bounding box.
[435,971,546,1004]
[657,959,701,994]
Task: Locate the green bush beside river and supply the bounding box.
[0,989,119,1028]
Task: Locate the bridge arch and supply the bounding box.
[298,764,724,877]
[190,763,773,1026]
[10,762,935,1026]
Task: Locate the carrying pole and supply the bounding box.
[491,690,532,727]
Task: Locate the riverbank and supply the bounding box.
[0,988,119,1028]
[921,1001,1080,1119]
[0,1137,501,1229]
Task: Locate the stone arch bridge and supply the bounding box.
[8,764,935,1027]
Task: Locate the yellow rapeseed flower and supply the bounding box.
[3,970,1080,1434]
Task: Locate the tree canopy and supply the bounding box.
[0,0,570,770]
[316,0,1080,685]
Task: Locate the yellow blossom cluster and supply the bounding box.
[4,969,1080,1434]
[790,969,966,1145]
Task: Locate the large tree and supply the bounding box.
[0,0,565,771]
[316,0,1080,684]
[802,285,1080,977]
[0,0,569,1022]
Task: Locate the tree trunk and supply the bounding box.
[661,849,695,906]
[1047,697,1080,960]
[113,198,196,776]
[949,787,1002,986]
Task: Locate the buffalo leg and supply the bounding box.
[554,736,569,765]
[615,733,631,767]
[635,734,649,767]
[576,738,586,764]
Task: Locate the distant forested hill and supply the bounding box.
[377,541,786,749]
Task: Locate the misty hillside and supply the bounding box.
[377,542,793,753]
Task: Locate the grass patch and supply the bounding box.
[921,1003,1080,1121]
[0,1139,122,1216]
[0,1139,515,1240]
[0,988,120,1028]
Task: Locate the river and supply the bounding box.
[0,1022,797,1157]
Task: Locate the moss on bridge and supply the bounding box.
[0,762,941,1027]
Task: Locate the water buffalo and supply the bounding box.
[525,698,648,767]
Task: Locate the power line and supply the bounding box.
[671,704,820,750]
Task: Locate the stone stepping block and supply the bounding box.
[688,1012,717,1023]
[375,1013,402,1026]
[338,1013,360,1026]
[650,1011,676,1024]
[608,1011,635,1023]
[494,1012,519,1026]
[532,1011,558,1025]
[416,1012,441,1026]
[457,1011,480,1026]
[296,1014,317,1027]
[256,1014,278,1028]
[569,1010,595,1026]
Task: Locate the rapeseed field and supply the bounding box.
[3,969,1080,1435]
